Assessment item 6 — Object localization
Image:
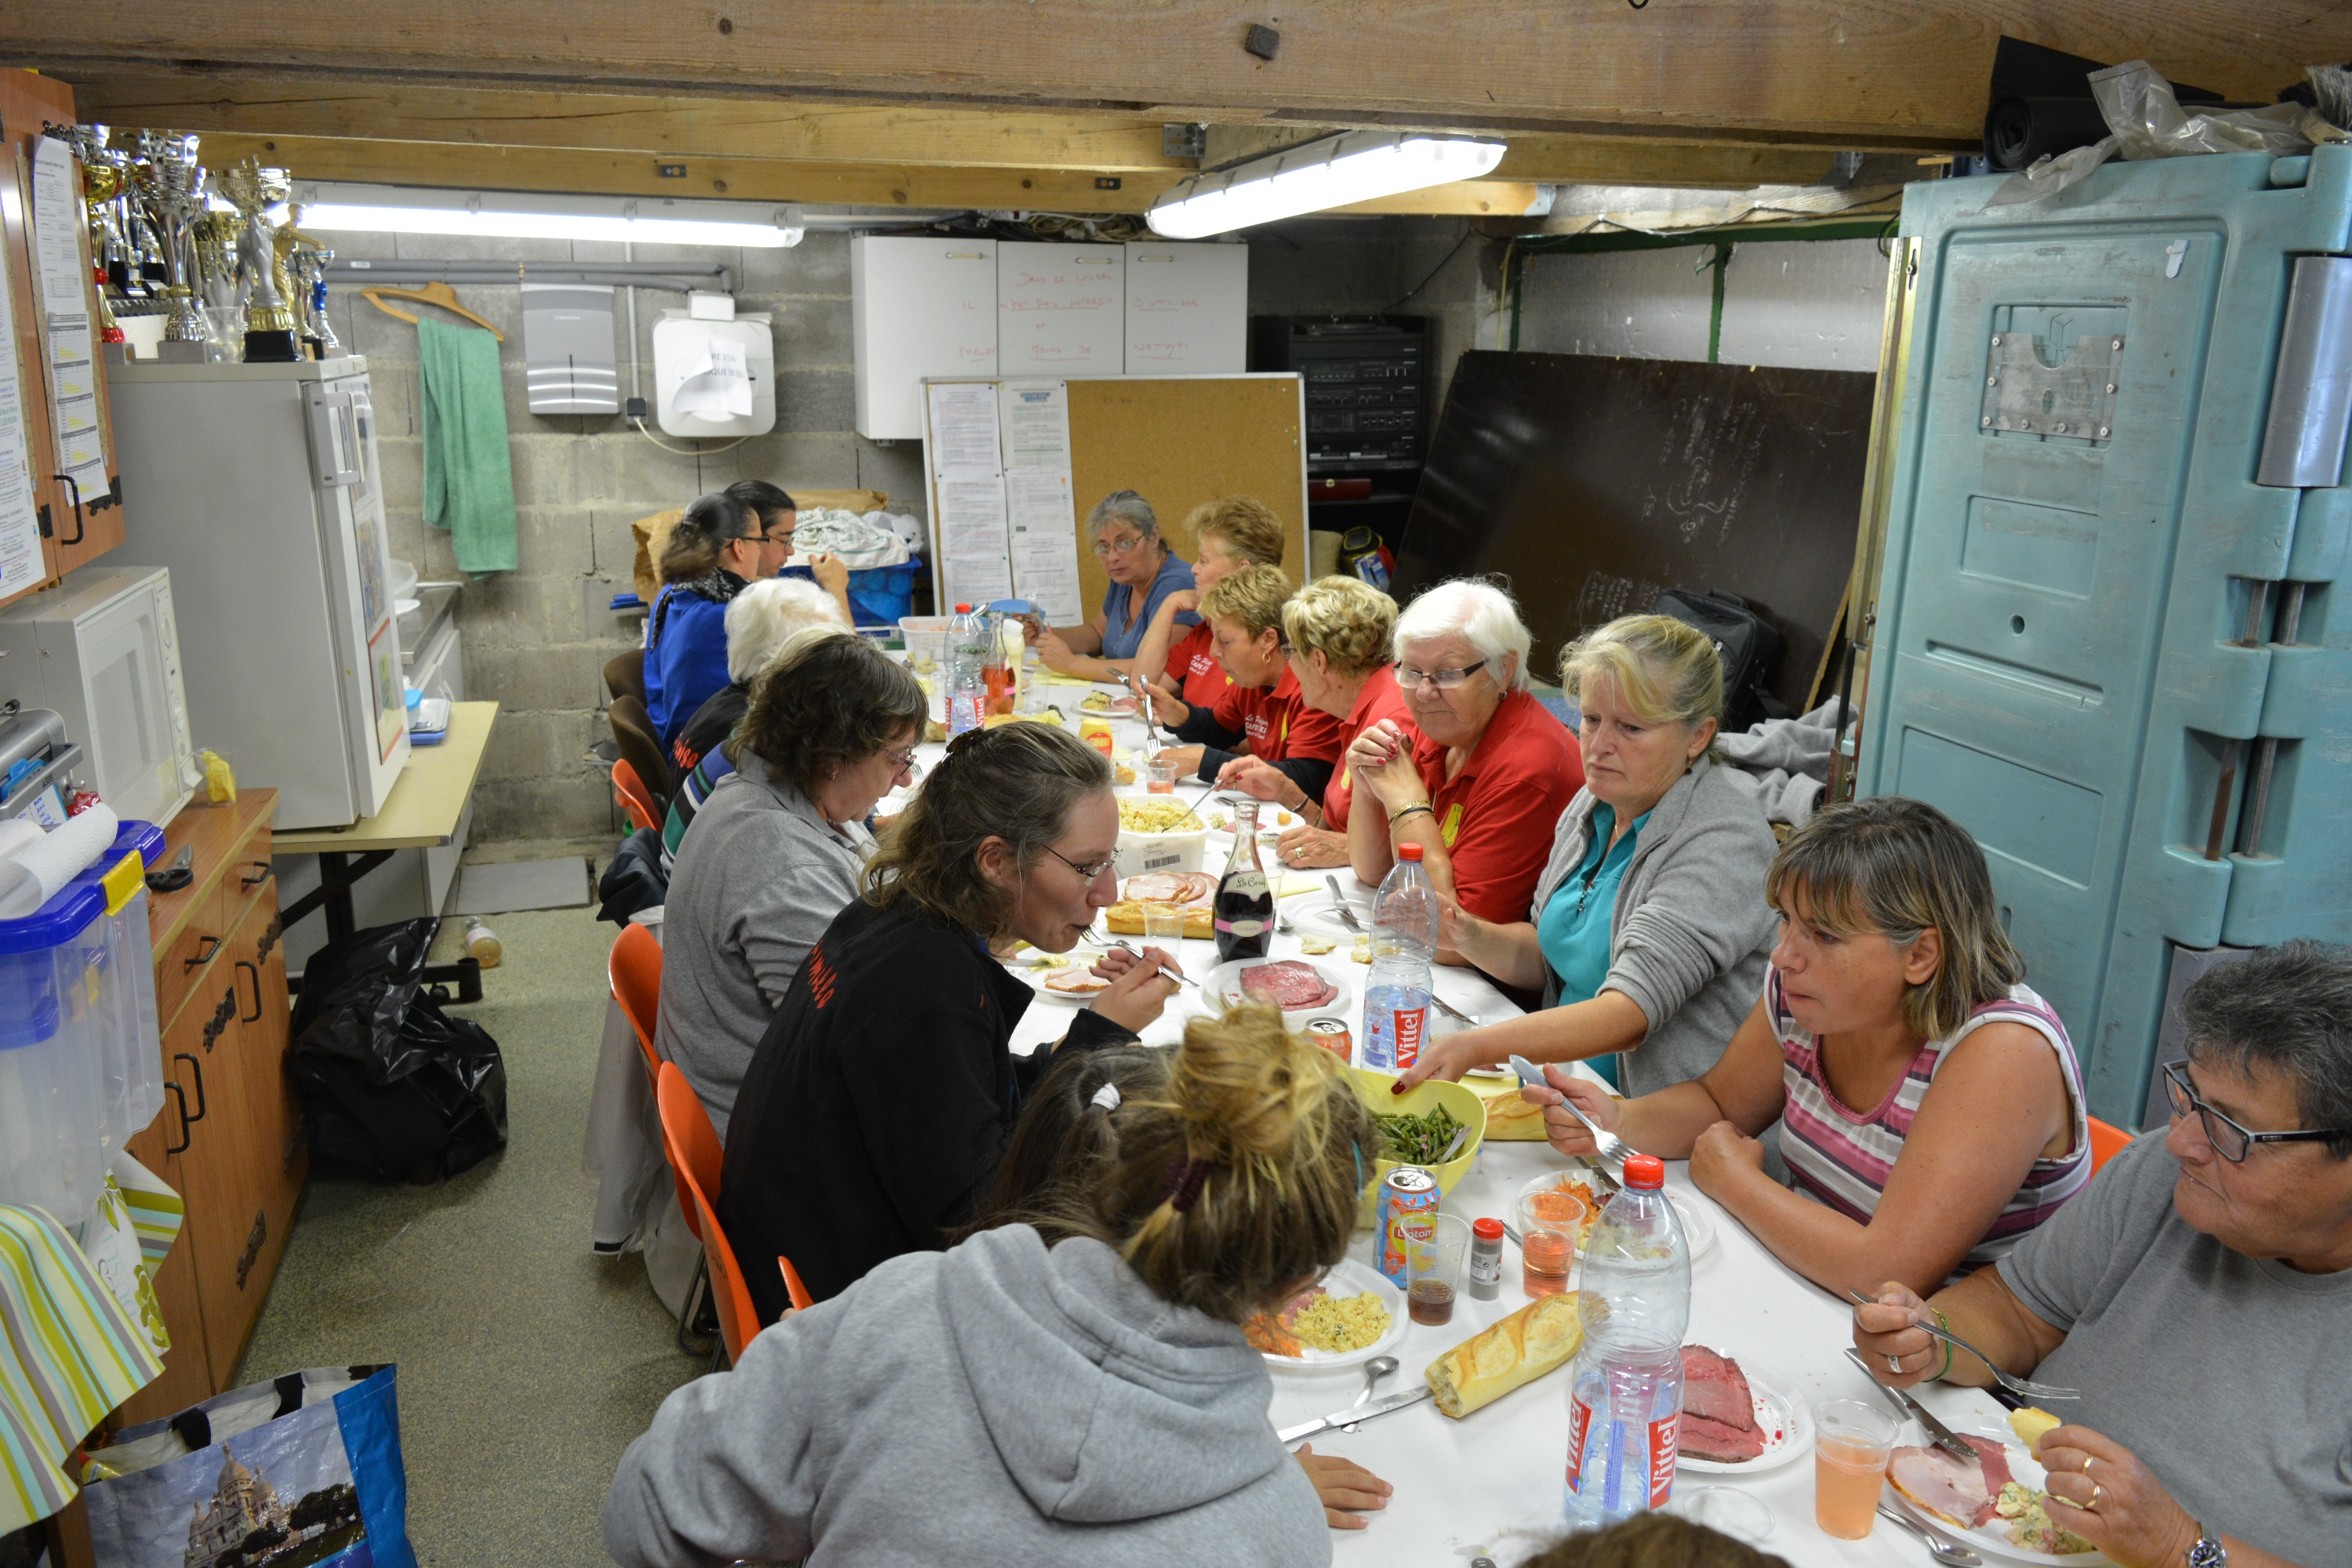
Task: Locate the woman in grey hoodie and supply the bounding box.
[1397,615,1778,1098]
[603,1003,1381,1568]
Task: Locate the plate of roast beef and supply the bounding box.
[1674,1346,1813,1472]
[1208,958,1352,1029]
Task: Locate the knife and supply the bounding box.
[1842,1348,1979,1463]
[1278,1383,1432,1443]
[1322,875,1367,934]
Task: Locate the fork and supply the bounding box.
[1843,1289,2079,1401]
[1102,936,1198,989]
[1547,1083,1637,1185]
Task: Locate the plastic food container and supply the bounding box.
[1112,800,1210,878]
[896,615,953,676]
[0,818,165,1222]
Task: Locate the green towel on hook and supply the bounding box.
[418,314,518,576]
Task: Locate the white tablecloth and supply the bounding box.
[969,682,2017,1566]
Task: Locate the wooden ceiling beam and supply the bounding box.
[15,2,2339,151]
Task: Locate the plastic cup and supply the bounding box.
[1141,902,1189,948]
[1145,757,1178,793]
[1405,1212,1469,1326]
[1517,1189,1586,1298]
[1813,1399,1900,1540]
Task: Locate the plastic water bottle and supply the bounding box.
[1359,843,1439,1069]
[946,603,991,736]
[1563,1152,1692,1529]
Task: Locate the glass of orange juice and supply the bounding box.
[1812,1399,1900,1540]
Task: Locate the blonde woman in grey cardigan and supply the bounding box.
[1396,615,1777,1097]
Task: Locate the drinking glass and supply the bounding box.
[1405,1213,1469,1326]
[1813,1399,1900,1540]
[1142,902,1189,953]
[1145,757,1178,793]
[1517,1189,1585,1298]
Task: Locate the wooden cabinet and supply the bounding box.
[111,790,301,1421]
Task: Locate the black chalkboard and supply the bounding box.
[1394,351,1875,713]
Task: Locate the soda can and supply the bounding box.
[1305,1017,1352,1063]
[1377,1166,1440,1287]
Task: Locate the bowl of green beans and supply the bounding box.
[1348,1069,1486,1228]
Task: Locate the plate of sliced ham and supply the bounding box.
[1121,870,1218,906]
[1208,958,1352,1028]
[1887,1431,2110,1564]
[1674,1348,1813,1473]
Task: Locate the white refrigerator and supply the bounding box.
[108,358,408,830]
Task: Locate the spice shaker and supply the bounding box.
[1467,1216,1505,1300]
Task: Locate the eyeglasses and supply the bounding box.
[1397,659,1488,691]
[2161,1061,2350,1162]
[1042,843,1117,882]
[1092,534,1147,557]
[884,746,922,781]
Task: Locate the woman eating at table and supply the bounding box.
[1131,494,1288,712]
[643,490,786,750]
[1856,940,2352,1568]
[608,1004,1383,1567]
[718,722,1182,1316]
[1396,615,1776,1093]
[1241,574,1411,872]
[1147,564,1347,793]
[656,629,925,1139]
[1028,489,1196,683]
[1534,795,2092,1298]
[1345,578,1584,936]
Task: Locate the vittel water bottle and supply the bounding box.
[946,603,990,737]
[1359,843,1439,1069]
[1563,1152,1691,1529]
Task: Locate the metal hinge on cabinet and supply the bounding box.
[236,1211,267,1288]
[203,988,235,1051]
[257,915,283,963]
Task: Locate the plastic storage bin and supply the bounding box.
[846,561,920,627]
[0,818,164,1223]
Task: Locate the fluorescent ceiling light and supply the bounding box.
[289,182,804,248]
[1147,132,1507,238]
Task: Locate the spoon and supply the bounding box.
[1345,1355,1399,1415]
[1876,1504,1982,1566]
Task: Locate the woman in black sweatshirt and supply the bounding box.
[720,722,1181,1317]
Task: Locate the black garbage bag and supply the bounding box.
[287,919,509,1182]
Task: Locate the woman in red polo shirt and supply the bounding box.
[1130,495,1288,713]
[1210,575,1411,871]
[1345,579,1584,947]
[1148,564,1345,798]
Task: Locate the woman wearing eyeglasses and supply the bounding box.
[659,629,928,1140]
[1536,795,2092,1301]
[1345,579,1584,933]
[1857,940,2352,1568]
[1028,490,1198,684]
[719,720,1183,1316]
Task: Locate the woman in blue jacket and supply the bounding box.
[643,492,792,749]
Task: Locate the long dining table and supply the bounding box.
[912,665,2023,1567]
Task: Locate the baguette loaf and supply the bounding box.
[1103,901,1214,938]
[1479,1086,1548,1140]
[1425,1290,1584,1417]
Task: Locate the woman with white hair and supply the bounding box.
[661,576,850,866]
[1027,490,1198,683]
[1345,579,1584,938]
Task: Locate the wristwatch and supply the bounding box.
[2185,1523,2227,1568]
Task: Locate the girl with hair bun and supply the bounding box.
[717,721,1183,1320]
[606,1004,1385,1566]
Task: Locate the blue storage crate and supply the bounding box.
[780,561,921,627]
[1858,147,2352,1125]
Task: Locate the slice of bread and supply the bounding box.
[2008,1406,2062,1454]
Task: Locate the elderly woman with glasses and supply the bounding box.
[1856,940,2352,1568]
[719,721,1184,1315]
[658,629,929,1139]
[1345,579,1584,936]
[1026,489,1198,684]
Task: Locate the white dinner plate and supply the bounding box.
[1676,1358,1813,1474]
[1296,891,1374,937]
[1017,961,1112,1004]
[1254,1258,1410,1372]
[1207,957,1353,1029]
[1885,1427,2112,1565]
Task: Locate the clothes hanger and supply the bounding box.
[359,281,505,342]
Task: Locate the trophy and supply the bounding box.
[216,157,299,362]
[289,220,338,358]
[126,131,212,351]
[58,125,126,345]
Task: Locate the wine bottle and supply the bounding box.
[1214,799,1274,963]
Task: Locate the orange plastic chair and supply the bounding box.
[608,924,664,1080]
[656,1062,811,1363]
[681,1168,763,1365]
[656,1060,719,1247]
[612,758,662,833]
[2087,1116,2132,1174]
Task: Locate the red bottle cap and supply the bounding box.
[1399,842,1425,862]
[1472,1217,1504,1240]
[1624,1153,1665,1190]
[955,603,972,612]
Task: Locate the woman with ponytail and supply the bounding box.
[608,1004,1381,1567]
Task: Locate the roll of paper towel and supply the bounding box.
[0,804,120,920]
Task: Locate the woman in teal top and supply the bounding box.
[1397,615,1780,1098]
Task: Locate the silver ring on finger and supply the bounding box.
[1889,1352,1904,1375]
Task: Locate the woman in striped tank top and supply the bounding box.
[1530,796,2091,1298]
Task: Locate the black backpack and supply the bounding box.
[1652,588,1788,732]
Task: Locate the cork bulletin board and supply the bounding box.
[924,373,1308,617]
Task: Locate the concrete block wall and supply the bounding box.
[320,228,926,845]
[1518,237,1892,372]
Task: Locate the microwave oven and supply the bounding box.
[0,565,201,825]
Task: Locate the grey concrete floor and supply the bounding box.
[237,902,700,1566]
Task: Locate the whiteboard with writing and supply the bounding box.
[851,236,1000,439]
[996,242,1125,376]
[1123,243,1249,372]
